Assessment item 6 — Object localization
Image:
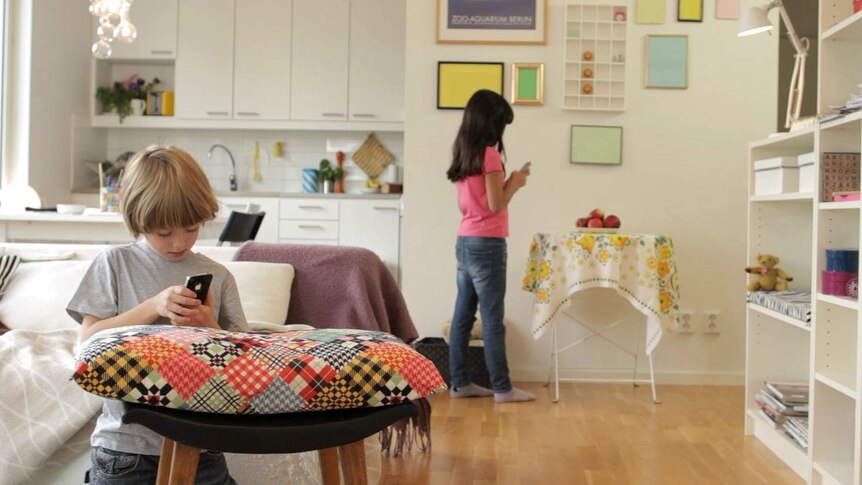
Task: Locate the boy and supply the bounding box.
[68,145,247,485]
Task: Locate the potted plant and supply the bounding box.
[95,76,160,122]
[318,159,344,194]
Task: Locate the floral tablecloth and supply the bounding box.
[522,232,680,354]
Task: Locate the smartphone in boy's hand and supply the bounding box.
[185,273,213,304]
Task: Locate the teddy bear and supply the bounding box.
[745,254,793,291]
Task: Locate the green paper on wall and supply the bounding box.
[646,35,688,89]
[637,0,665,24]
[570,126,622,165]
[517,67,539,100]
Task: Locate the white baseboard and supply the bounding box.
[510,366,744,386]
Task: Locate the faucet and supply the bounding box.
[208,144,237,192]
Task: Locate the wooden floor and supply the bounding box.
[363,383,803,485]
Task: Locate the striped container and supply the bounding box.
[301,168,318,193]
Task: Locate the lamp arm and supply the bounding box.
[774,1,808,54]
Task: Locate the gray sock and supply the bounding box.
[449,383,494,398]
[494,387,535,403]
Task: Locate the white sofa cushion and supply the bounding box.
[0,260,293,331]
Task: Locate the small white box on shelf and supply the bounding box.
[797,152,816,193]
[754,157,799,195]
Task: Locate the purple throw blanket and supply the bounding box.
[233,242,418,343]
[232,242,429,456]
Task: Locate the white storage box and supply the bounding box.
[754,157,799,195]
[797,152,816,193]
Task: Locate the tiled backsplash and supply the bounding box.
[103,129,404,194]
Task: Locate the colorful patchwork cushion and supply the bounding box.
[73,325,446,414]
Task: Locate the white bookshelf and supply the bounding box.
[563,2,627,111]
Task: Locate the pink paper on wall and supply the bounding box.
[716,0,739,19]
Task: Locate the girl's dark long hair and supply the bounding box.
[447,89,514,182]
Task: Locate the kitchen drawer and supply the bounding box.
[278,238,339,246]
[279,199,339,220]
[279,220,339,240]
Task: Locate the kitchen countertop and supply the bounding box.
[214,191,401,200]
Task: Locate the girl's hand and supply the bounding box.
[508,170,529,190]
[152,286,201,322]
[169,289,218,329]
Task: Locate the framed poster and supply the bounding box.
[511,63,544,105]
[570,126,623,165]
[437,62,505,109]
[645,35,688,89]
[437,0,547,45]
[678,0,703,21]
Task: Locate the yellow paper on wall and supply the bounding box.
[678,0,702,21]
[438,63,503,109]
[637,0,665,24]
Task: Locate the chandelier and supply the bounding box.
[89,0,138,59]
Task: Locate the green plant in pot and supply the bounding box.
[95,76,160,123]
[318,159,344,194]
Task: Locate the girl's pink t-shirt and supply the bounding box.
[455,146,508,237]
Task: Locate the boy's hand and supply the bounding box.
[152,285,201,322]
[169,289,218,329]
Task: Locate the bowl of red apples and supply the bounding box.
[575,208,621,233]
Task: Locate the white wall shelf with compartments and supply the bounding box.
[563,2,627,111]
[89,0,404,131]
[745,1,862,481]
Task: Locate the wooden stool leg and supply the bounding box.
[157,439,176,485]
[169,441,201,485]
[338,440,367,485]
[318,447,341,485]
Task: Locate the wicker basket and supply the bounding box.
[414,337,491,389]
[821,152,861,202]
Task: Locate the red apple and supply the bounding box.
[604,215,621,228]
[576,217,589,228]
[587,217,604,228]
[589,208,605,219]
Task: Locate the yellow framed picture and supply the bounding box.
[678,0,703,21]
[437,62,505,109]
[437,0,547,45]
[511,63,544,106]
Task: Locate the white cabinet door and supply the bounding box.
[110,0,178,60]
[175,0,234,119]
[218,197,280,244]
[348,0,405,122]
[290,0,349,121]
[339,199,400,281]
[234,0,292,120]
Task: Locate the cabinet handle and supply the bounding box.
[298,224,324,230]
[322,113,345,117]
[373,206,398,211]
[206,111,229,116]
[298,205,324,209]
[151,50,173,55]
[353,113,377,118]
[236,112,260,116]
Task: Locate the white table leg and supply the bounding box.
[553,321,560,403]
[649,353,661,404]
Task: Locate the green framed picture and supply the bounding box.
[645,35,688,89]
[570,125,623,165]
[511,63,544,105]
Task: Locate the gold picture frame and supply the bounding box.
[437,0,548,45]
[511,63,544,105]
[644,34,689,89]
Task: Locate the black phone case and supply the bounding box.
[185,273,213,304]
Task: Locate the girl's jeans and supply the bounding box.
[449,236,512,393]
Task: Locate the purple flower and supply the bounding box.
[112,82,121,90]
[136,78,145,86]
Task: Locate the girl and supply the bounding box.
[446,90,534,403]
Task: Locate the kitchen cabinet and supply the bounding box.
[175,0,235,119]
[338,199,401,281]
[233,0,292,120]
[218,196,280,244]
[348,0,405,122]
[109,0,178,60]
[290,0,350,121]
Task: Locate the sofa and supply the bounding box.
[0,242,421,485]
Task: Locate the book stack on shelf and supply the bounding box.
[755,381,810,450]
[821,83,862,123]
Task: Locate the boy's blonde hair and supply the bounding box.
[121,146,219,237]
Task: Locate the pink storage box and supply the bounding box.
[834,192,861,202]
[822,270,858,298]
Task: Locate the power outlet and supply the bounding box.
[678,310,695,334]
[704,311,721,334]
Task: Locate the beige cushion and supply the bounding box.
[0,260,293,331]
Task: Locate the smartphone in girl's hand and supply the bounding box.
[521,161,532,172]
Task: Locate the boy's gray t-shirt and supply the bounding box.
[67,241,249,455]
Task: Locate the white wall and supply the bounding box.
[401,0,779,384]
